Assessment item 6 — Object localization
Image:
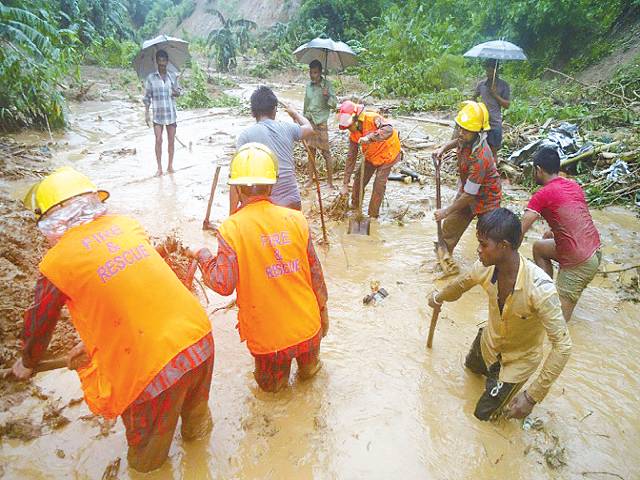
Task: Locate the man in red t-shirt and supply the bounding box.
[521,146,601,321]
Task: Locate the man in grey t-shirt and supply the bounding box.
[233,86,314,213]
[474,60,511,158]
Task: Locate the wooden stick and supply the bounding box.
[203,165,222,230]
[397,115,454,127]
[305,141,328,244]
[175,135,188,149]
[427,304,441,349]
[1,358,68,380]
[545,68,632,105]
[596,264,640,275]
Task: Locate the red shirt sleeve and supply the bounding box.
[196,234,238,296]
[22,275,68,368]
[306,231,328,309]
[527,187,548,214]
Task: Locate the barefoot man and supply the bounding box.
[303,60,338,189]
[143,49,181,176]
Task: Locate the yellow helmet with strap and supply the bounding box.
[23,166,109,221]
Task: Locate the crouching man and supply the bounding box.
[12,167,214,472]
[193,143,329,392]
[428,208,571,420]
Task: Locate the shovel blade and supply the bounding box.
[434,240,459,277]
[348,216,371,235]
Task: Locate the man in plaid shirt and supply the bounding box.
[143,49,181,176]
[434,101,502,257]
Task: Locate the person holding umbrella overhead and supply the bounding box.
[474,59,511,158]
[134,35,191,177]
[303,59,338,189]
[143,49,182,176]
[433,40,524,161]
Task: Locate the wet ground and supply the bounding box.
[1,79,639,479]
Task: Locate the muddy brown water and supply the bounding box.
[0,86,639,479]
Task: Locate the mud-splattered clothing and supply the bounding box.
[456,137,502,215]
[122,353,213,472]
[21,275,213,402]
[253,330,321,391]
[437,255,572,403]
[526,176,601,268]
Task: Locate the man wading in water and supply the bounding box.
[143,49,181,176]
[429,208,572,421]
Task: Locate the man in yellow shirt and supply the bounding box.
[429,208,572,421]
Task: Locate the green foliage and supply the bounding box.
[205,9,256,72]
[138,0,174,40]
[296,0,385,41]
[359,1,468,96]
[0,1,81,130]
[177,61,241,109]
[396,89,467,113]
[85,36,138,67]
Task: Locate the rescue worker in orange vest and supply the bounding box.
[338,101,402,217]
[10,167,214,473]
[191,143,329,393]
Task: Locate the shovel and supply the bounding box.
[348,159,371,235]
[433,157,459,276]
[202,165,222,231]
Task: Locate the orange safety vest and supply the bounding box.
[39,214,211,419]
[349,111,401,166]
[216,200,321,354]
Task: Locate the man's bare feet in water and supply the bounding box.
[167,166,175,174]
[155,169,163,177]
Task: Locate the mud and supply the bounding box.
[0,71,639,479]
[0,185,79,373]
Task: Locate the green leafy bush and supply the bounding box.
[177,62,241,109]
[0,2,81,130]
[85,37,138,67]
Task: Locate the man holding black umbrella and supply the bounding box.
[143,49,181,176]
[474,59,511,158]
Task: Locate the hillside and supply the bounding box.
[161,0,301,36]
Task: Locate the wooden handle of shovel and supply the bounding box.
[203,165,222,230]
[304,141,328,244]
[427,305,441,349]
[0,357,69,380]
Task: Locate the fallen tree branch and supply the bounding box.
[397,115,454,127]
[580,471,625,480]
[597,264,640,275]
[545,67,633,106]
[560,142,621,168]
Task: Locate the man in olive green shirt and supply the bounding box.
[303,60,338,189]
[429,208,571,421]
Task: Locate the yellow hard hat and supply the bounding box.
[455,101,491,132]
[228,143,278,185]
[23,166,109,221]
